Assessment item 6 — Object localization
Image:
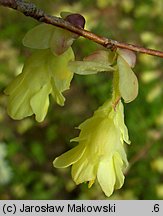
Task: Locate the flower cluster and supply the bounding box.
[53,48,138,197]
[4,12,139,197]
[54,100,130,197]
[5,13,85,122]
[5,48,74,122]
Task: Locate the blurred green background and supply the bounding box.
[0,0,163,200]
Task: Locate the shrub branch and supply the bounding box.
[1,0,163,58]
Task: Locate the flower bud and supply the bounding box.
[65,13,85,29]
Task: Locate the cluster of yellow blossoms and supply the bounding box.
[54,100,130,197]
[4,13,138,197]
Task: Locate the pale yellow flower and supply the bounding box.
[4,48,74,122]
[53,100,130,197]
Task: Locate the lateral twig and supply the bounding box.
[1,0,163,58]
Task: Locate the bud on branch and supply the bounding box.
[0,0,163,58]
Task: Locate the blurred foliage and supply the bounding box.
[0,0,163,200]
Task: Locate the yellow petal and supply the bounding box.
[97,157,116,197]
[49,47,74,92]
[114,100,131,144]
[71,152,97,185]
[117,144,128,167]
[30,84,51,122]
[5,50,51,121]
[113,152,125,189]
[51,79,65,106]
[53,144,85,168]
[4,73,33,119]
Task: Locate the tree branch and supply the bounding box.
[1,0,163,58]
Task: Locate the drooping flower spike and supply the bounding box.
[53,48,138,197]
[5,12,85,122]
[5,48,74,122]
[53,99,130,197]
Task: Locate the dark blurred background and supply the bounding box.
[0,0,163,199]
